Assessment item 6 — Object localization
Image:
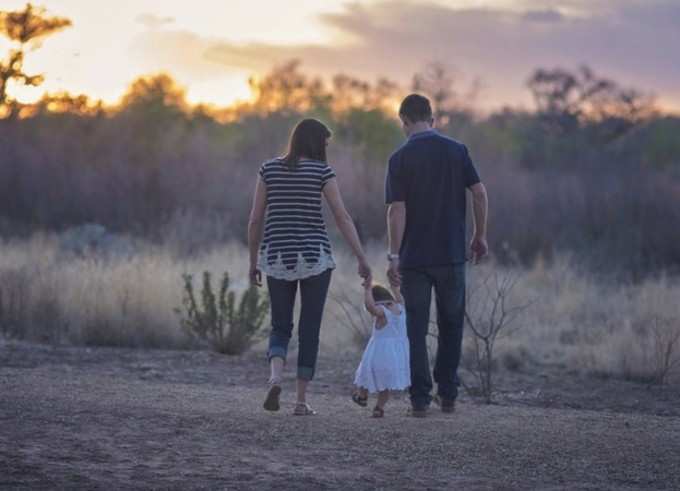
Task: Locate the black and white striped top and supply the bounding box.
[257,158,336,280]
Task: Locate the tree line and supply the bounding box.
[1,4,679,278]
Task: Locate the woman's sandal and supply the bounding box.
[352,391,368,407]
[372,406,384,418]
[293,402,317,416]
[263,382,282,412]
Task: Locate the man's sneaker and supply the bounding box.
[433,395,456,413]
[441,399,456,413]
[407,405,428,418]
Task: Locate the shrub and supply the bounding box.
[330,288,373,349]
[462,272,531,403]
[0,268,31,338]
[646,317,680,385]
[176,271,269,355]
[617,317,680,385]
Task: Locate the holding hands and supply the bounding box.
[358,255,371,282]
[386,255,401,288]
[249,265,262,287]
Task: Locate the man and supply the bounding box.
[385,94,488,417]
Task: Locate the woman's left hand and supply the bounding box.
[357,257,371,280]
[249,267,262,287]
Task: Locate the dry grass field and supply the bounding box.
[1,235,679,385]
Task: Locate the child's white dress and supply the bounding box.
[354,304,410,393]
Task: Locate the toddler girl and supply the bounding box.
[352,279,410,417]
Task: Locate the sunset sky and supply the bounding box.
[2,0,679,111]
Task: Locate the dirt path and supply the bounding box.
[1,342,679,490]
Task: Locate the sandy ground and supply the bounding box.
[1,341,679,490]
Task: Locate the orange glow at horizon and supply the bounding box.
[1,0,679,113]
[1,0,359,107]
[0,0,560,110]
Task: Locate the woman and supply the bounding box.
[248,118,371,416]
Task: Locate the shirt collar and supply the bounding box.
[408,129,437,141]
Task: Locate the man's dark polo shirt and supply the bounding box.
[385,129,481,269]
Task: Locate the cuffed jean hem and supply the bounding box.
[297,366,315,381]
[267,346,287,363]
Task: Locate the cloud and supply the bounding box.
[130,29,238,81]
[521,9,565,23]
[136,13,175,29]
[131,1,680,109]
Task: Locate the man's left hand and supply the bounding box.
[469,236,489,264]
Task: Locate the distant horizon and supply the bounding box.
[11,66,680,120]
[2,0,680,113]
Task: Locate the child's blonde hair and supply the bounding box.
[372,284,394,303]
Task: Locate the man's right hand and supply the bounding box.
[387,258,401,287]
[469,236,488,264]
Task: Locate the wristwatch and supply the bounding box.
[387,253,399,261]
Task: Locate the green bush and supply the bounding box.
[176,271,269,355]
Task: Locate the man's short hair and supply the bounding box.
[399,94,432,123]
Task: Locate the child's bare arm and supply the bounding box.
[391,284,404,305]
[363,279,387,326]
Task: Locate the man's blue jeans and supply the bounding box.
[266,269,332,381]
[401,264,466,408]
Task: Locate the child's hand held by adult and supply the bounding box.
[387,259,401,287]
[358,256,371,280]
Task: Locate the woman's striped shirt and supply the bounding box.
[257,158,336,280]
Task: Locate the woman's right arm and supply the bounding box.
[322,177,371,279]
[247,176,267,286]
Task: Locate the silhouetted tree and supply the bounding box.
[331,74,400,113]
[331,74,370,112]
[413,62,455,126]
[0,3,71,117]
[120,73,188,112]
[527,65,655,142]
[369,78,401,111]
[247,60,329,115]
[28,91,102,117]
[412,62,479,128]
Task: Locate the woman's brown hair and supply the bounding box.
[282,118,331,169]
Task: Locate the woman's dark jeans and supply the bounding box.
[400,264,466,409]
[266,269,332,381]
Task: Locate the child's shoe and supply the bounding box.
[352,391,368,407]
